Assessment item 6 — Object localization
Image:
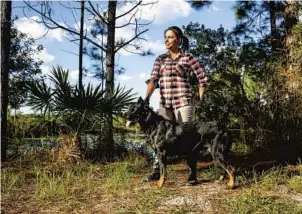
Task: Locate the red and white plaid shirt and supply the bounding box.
[147,50,208,108]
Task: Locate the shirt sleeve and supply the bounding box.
[145,56,161,85]
[188,53,209,87]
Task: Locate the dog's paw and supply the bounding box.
[186,180,197,186]
[227,180,235,190]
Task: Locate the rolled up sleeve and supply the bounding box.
[145,56,161,85]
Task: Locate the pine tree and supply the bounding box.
[1,0,12,161]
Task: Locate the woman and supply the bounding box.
[144,26,209,182]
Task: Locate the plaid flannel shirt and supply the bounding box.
[147,51,208,108]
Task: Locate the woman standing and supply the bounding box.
[144,26,209,183]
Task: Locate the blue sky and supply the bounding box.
[12,0,237,112]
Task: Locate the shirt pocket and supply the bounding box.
[175,62,190,78]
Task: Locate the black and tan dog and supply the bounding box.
[125,97,235,189]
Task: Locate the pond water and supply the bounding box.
[7,134,155,159]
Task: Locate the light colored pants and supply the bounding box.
[158,102,194,123]
[151,102,195,172]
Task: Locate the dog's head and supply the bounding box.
[125,97,150,127]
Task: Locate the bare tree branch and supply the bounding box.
[115,1,141,20]
[140,1,159,6]
[23,1,107,52]
[60,49,79,56]
[119,46,153,56]
[87,1,108,24]
[116,16,154,28]
[114,29,148,53]
[71,8,80,30]
[115,9,137,28]
[58,1,81,10]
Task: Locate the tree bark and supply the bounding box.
[79,0,85,89]
[106,1,116,96]
[1,0,12,162]
[284,0,298,65]
[101,1,116,156]
[269,1,277,52]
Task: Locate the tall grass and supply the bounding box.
[219,166,302,214]
[253,166,289,191]
[104,154,147,195]
[1,169,23,195]
[3,148,302,214]
[34,162,96,200]
[223,189,302,214]
[288,176,302,193]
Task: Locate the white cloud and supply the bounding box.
[144,40,166,53]
[118,74,133,81]
[211,5,221,12]
[70,70,79,80]
[114,27,165,56]
[207,2,221,12]
[14,16,65,41]
[117,48,133,56]
[41,65,51,75]
[139,73,147,79]
[116,38,165,56]
[115,25,134,42]
[117,0,191,24]
[33,47,55,63]
[114,0,189,56]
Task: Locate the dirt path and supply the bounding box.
[88,162,231,214]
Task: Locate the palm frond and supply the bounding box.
[109,84,137,114]
[26,80,54,115]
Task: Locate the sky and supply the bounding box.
[11,0,238,113]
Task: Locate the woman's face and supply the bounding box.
[165,30,181,51]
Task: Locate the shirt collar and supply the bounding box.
[165,49,184,59]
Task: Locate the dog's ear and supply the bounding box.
[138,97,144,104]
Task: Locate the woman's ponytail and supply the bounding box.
[181,36,189,52]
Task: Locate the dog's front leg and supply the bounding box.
[187,153,197,185]
[157,150,167,188]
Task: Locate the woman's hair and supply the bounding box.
[164,26,189,51]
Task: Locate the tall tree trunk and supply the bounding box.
[284,0,298,66]
[1,0,12,162]
[106,1,116,95]
[101,1,116,156]
[79,0,85,89]
[269,1,277,52]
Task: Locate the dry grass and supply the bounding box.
[52,134,82,165]
[2,153,302,214]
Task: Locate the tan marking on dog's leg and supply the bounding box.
[157,175,165,188]
[225,169,235,189]
[217,164,234,189]
[215,161,235,189]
